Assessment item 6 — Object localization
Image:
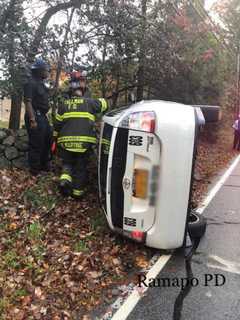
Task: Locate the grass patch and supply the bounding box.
[32,244,45,261]
[24,260,35,271]
[24,188,57,211]
[90,212,107,232]
[0,298,9,319]
[3,250,21,270]
[13,288,28,299]
[68,229,79,240]
[0,223,6,230]
[27,222,44,241]
[74,240,89,253]
[3,237,14,248]
[23,175,58,211]
[85,233,96,241]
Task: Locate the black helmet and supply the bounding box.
[31,58,49,71]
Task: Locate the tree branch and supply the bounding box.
[28,0,87,61]
[106,84,136,100]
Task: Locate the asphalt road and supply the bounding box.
[127,163,240,320]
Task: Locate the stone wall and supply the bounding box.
[0,128,28,169]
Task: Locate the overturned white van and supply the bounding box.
[98,100,220,250]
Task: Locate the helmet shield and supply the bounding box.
[31,58,50,71]
[70,81,81,89]
[70,70,87,82]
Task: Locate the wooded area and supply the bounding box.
[0,0,239,129]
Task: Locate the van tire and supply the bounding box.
[188,212,207,238]
[193,105,221,123]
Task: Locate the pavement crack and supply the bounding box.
[223,221,240,225]
[193,251,205,256]
[173,259,194,320]
[223,184,240,188]
[207,222,224,225]
[207,221,240,226]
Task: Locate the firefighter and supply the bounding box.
[24,58,52,175]
[54,73,108,198]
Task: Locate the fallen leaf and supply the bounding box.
[9,222,17,230]
[88,271,102,279]
[34,287,42,298]
[21,295,31,306]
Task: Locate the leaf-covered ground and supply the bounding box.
[192,110,237,207]
[0,111,237,319]
[0,170,152,320]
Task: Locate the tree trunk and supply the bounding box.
[125,88,128,104]
[54,8,75,91]
[101,26,110,98]
[7,3,22,131]
[112,72,120,108]
[9,91,22,130]
[136,0,148,101]
[52,8,75,118]
[0,0,17,32]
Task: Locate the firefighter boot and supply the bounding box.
[71,188,86,200]
[59,179,72,196]
[59,171,73,197]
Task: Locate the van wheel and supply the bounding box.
[193,105,221,123]
[188,212,207,238]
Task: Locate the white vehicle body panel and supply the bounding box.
[99,100,197,249]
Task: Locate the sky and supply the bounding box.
[205,0,217,10]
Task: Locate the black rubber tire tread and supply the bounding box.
[194,105,220,123]
[188,212,207,238]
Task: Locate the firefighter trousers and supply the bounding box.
[58,147,90,198]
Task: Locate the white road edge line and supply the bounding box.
[196,154,240,214]
[110,154,240,320]
[111,255,171,320]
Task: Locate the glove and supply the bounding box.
[51,130,58,155]
[51,141,57,154]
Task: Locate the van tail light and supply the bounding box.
[115,228,146,243]
[131,230,145,242]
[120,111,156,133]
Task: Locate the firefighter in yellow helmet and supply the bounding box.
[53,71,108,198]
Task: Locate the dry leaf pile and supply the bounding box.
[0,171,151,319]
